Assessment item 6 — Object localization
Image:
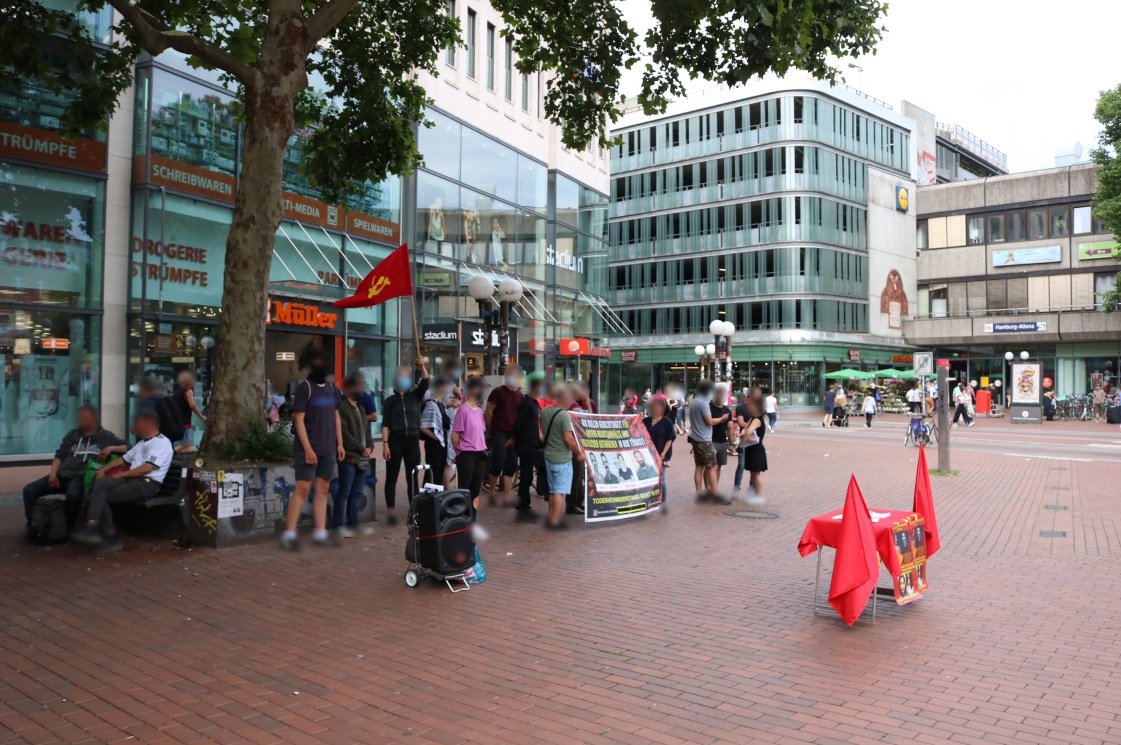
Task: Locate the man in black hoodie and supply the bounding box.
[380,362,429,525]
[22,405,126,530]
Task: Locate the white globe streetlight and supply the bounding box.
[1020,350,1029,361]
[721,321,735,337]
[467,275,495,300]
[705,343,716,357]
[694,344,706,357]
[497,278,524,304]
[1004,351,1014,361]
[709,319,725,336]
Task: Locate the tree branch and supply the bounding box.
[104,0,260,85]
[304,0,361,45]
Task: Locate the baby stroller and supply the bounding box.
[831,405,850,428]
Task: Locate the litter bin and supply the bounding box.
[975,389,991,415]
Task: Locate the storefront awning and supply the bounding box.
[579,290,631,336]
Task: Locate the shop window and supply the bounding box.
[0,313,102,456]
[0,164,104,308]
[146,69,238,178]
[460,124,517,202]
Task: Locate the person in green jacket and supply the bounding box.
[334,373,374,537]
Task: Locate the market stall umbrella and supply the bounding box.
[872,368,906,378]
[824,369,874,380]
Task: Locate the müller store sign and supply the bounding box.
[134,153,400,245]
[266,297,338,330]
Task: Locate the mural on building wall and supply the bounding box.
[917,150,937,186]
[880,269,909,330]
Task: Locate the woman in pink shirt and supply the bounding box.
[452,377,488,508]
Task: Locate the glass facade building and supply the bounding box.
[606,87,915,406]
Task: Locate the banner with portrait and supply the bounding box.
[571,414,664,522]
[892,514,928,605]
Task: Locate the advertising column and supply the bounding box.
[1010,362,1042,424]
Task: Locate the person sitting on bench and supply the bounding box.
[72,408,174,554]
[22,405,126,533]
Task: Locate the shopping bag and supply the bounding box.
[465,546,486,584]
[83,455,120,492]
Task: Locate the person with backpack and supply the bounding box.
[510,371,547,524]
[23,405,126,539]
[137,376,185,443]
[380,361,430,525]
[419,376,453,489]
[172,370,206,450]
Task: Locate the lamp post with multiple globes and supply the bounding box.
[468,276,524,376]
[708,319,736,384]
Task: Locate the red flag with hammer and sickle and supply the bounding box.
[333,243,412,309]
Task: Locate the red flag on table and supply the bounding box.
[828,475,879,626]
[912,443,940,558]
[334,243,412,308]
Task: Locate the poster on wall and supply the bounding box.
[217,471,245,518]
[571,414,664,522]
[19,355,71,455]
[992,245,1061,268]
[1011,363,1041,405]
[892,514,928,605]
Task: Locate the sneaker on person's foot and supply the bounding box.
[515,508,539,523]
[279,534,300,552]
[336,526,356,539]
[967,421,975,427]
[767,426,774,434]
[93,535,123,555]
[745,493,767,507]
[71,524,103,546]
[311,532,341,547]
[544,520,568,530]
[387,511,398,527]
[355,525,375,536]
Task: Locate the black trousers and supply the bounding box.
[423,439,447,488]
[456,450,487,501]
[515,442,545,511]
[568,460,585,512]
[23,474,85,528]
[384,432,421,509]
[952,403,973,425]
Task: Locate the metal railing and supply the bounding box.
[935,122,1008,171]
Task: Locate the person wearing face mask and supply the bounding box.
[419,376,453,488]
[281,346,345,551]
[452,376,489,506]
[482,364,524,506]
[379,360,430,526]
[334,373,375,538]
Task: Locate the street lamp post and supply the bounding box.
[496,278,523,375]
[708,320,735,384]
[693,344,707,379]
[468,275,498,375]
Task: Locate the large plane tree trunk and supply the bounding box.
[201,33,308,454]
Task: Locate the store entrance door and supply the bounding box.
[266,332,334,400]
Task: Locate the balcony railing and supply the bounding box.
[905,304,1097,321]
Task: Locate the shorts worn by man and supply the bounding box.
[1092,385,1106,421]
[72,408,174,554]
[688,394,717,468]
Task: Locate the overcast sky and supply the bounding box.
[617,0,1121,173]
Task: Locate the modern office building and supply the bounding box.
[904,163,1121,396]
[406,0,614,385]
[0,0,612,458]
[605,82,918,406]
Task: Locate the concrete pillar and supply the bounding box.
[100,81,135,436]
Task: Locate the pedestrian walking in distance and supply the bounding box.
[862,390,877,428]
[952,381,974,428]
[740,395,768,507]
[765,389,779,433]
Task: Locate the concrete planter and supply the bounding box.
[185,463,377,548]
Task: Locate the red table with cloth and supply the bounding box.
[797,509,919,578]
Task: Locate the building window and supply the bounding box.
[444,0,456,66]
[1073,205,1093,234]
[503,38,513,101]
[485,23,495,90]
[1051,206,1069,237]
[1028,209,1046,240]
[466,9,476,79]
[916,220,928,249]
[1096,273,1118,311]
[1007,211,1024,242]
[520,72,529,112]
[967,216,984,245]
[987,214,1005,243]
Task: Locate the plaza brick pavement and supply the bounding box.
[2,416,1121,745]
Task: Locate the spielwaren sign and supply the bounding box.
[135,153,400,245]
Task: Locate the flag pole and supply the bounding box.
[410,294,422,364]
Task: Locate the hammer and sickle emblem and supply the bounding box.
[367,276,391,299]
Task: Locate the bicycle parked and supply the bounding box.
[904,413,939,447]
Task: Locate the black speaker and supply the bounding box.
[413,489,475,574]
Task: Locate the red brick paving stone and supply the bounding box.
[4,428,1121,744]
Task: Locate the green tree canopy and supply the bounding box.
[1091,84,1121,312]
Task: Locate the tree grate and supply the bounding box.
[1043,505,1069,511]
[1039,531,1067,538]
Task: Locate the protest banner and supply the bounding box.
[570,414,664,522]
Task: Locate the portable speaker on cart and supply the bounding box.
[1107,405,1121,425]
[403,480,475,591]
